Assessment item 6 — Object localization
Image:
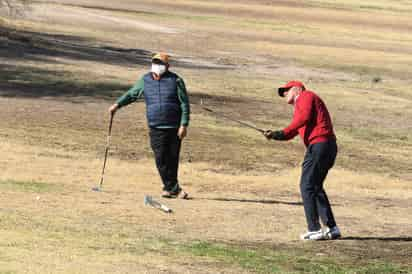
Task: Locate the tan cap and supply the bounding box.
[152,52,169,64]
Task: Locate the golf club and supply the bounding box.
[92,113,114,192]
[201,106,265,133]
[144,195,172,213]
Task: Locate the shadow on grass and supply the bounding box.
[194,197,303,206]
[0,26,231,70]
[0,25,233,100]
[341,236,412,242]
[0,26,152,67]
[0,63,255,103]
[0,62,261,107]
[0,63,130,99]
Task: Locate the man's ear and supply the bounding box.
[291,86,301,94]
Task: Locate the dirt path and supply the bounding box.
[29,3,180,34]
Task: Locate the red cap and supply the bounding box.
[278,81,305,97]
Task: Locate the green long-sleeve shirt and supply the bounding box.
[116,73,190,127]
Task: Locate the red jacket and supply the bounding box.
[283,90,336,147]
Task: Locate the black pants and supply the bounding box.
[300,140,338,231]
[149,127,182,193]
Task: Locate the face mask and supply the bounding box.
[151,64,166,76]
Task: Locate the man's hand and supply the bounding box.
[178,126,187,140]
[263,130,273,140]
[263,130,285,140]
[109,103,119,116]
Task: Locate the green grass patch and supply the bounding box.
[1,211,410,274]
[182,241,282,273]
[341,126,411,145]
[73,3,225,24]
[308,0,412,13]
[301,58,412,81]
[180,241,411,274]
[0,179,58,193]
[240,19,317,34]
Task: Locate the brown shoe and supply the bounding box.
[161,189,189,199]
[177,190,189,199]
[161,190,175,198]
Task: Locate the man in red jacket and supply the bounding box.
[264,81,341,241]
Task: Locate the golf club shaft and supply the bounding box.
[202,106,264,133]
[98,114,114,188]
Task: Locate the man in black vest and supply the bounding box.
[109,53,190,199]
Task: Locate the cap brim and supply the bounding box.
[152,58,166,63]
[278,87,290,97]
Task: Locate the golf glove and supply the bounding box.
[271,130,286,140]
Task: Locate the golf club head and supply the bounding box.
[92,186,102,192]
[144,195,152,205]
[144,195,172,213]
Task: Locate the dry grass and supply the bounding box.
[1,0,412,272]
[1,136,411,272]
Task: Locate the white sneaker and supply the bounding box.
[300,229,326,241]
[324,226,341,240]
